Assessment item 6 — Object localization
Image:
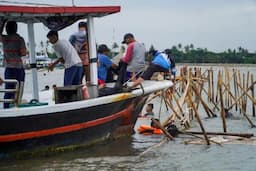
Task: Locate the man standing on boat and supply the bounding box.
[69,22,89,84]
[0,21,27,108]
[47,30,83,86]
[115,33,146,88]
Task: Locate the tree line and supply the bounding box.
[25,41,256,64]
[148,44,256,64]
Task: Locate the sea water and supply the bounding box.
[0,65,256,171]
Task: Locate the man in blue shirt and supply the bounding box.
[126,49,176,90]
[97,44,117,88]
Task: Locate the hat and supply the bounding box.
[122,33,134,44]
[78,22,87,28]
[97,44,110,53]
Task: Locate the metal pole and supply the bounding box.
[27,22,39,100]
[87,15,98,86]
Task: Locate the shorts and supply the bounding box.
[64,65,83,86]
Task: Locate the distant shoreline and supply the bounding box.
[1,63,256,71]
[176,63,256,67]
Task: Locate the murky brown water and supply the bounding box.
[0,65,256,171]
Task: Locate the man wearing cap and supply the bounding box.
[69,21,89,84]
[97,44,118,88]
[115,33,146,88]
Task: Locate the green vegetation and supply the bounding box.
[149,44,256,64]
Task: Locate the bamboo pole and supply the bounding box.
[188,92,210,145]
[215,71,220,104]
[211,68,214,103]
[162,79,190,127]
[234,80,256,106]
[233,68,238,111]
[151,118,174,140]
[192,84,216,117]
[139,138,168,157]
[194,79,205,111]
[245,71,250,113]
[241,109,256,128]
[180,131,222,146]
[185,131,254,138]
[226,81,256,111]
[200,86,220,111]
[158,90,164,120]
[242,73,246,113]
[218,71,227,133]
[251,74,255,117]
[208,69,211,102]
[238,70,242,113]
[225,67,228,106]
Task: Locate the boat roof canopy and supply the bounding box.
[0,5,120,30]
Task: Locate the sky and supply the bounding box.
[2,0,256,52]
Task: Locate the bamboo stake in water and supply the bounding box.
[233,68,238,111]
[251,74,255,117]
[218,71,227,133]
[188,92,210,145]
[192,84,216,117]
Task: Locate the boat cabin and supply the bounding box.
[0,4,121,106]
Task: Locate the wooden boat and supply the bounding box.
[0,4,173,159]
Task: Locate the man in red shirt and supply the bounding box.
[115,33,146,89]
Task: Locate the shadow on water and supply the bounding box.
[0,135,164,171]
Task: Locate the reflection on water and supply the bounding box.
[0,65,256,170]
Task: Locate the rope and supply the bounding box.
[122,67,145,86]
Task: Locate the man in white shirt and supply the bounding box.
[47,30,83,86]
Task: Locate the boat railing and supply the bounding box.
[0,79,20,106]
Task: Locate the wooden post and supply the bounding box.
[151,118,174,140]
[245,71,250,114]
[211,68,214,103]
[162,79,190,127]
[158,90,164,120]
[185,131,254,138]
[238,71,242,113]
[188,92,210,145]
[218,71,227,133]
[207,70,212,101]
[192,85,216,117]
[251,74,255,117]
[233,68,238,111]
[227,81,256,111]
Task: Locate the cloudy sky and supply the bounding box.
[2,0,256,52]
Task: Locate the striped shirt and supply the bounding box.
[2,33,26,68]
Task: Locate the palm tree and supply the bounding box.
[184,45,190,53]
[189,43,194,50]
[178,43,182,50]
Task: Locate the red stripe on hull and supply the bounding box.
[0,108,131,143]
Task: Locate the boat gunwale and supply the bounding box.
[0,80,173,117]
